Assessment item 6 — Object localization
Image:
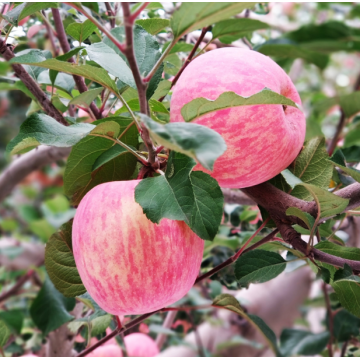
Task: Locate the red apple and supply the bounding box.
[170,48,306,188]
[73,180,204,315]
[124,333,159,357]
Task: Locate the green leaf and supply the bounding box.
[334,264,357,282]
[30,277,75,336]
[86,42,136,89]
[64,117,139,205]
[136,18,170,35]
[255,41,329,69]
[280,329,329,356]
[212,18,269,41]
[171,3,253,39]
[234,249,287,287]
[141,114,226,170]
[332,281,360,318]
[315,241,360,261]
[0,310,23,335]
[181,88,298,123]
[6,113,95,155]
[165,41,194,54]
[69,87,103,107]
[329,150,360,183]
[9,57,118,93]
[45,219,86,298]
[286,207,315,230]
[332,309,360,342]
[151,80,172,100]
[13,49,51,80]
[0,319,11,348]
[339,92,360,118]
[2,3,59,25]
[76,293,107,321]
[92,144,128,171]
[135,152,223,241]
[66,19,97,42]
[212,294,280,356]
[341,146,360,163]
[290,137,333,200]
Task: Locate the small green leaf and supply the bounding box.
[290,137,334,200]
[181,89,298,123]
[280,329,329,356]
[212,18,269,41]
[92,144,128,171]
[135,152,223,241]
[212,294,280,356]
[0,319,11,348]
[332,309,360,342]
[140,114,226,171]
[334,263,356,282]
[332,281,360,318]
[136,18,170,35]
[37,71,75,95]
[9,57,118,93]
[329,150,360,183]
[64,117,138,205]
[6,113,95,155]
[2,3,59,25]
[76,293,107,321]
[30,277,75,336]
[234,249,287,287]
[45,219,86,298]
[0,310,23,335]
[66,19,97,42]
[171,3,253,39]
[286,207,315,230]
[69,87,103,107]
[151,80,172,100]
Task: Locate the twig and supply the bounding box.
[155,311,177,349]
[42,10,58,56]
[130,2,150,22]
[104,3,115,28]
[0,38,67,125]
[121,2,159,170]
[323,282,334,357]
[341,341,348,357]
[328,109,346,156]
[188,311,205,357]
[159,26,210,102]
[64,2,125,53]
[0,270,35,303]
[51,8,102,120]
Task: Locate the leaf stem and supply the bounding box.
[130,2,150,22]
[323,282,334,357]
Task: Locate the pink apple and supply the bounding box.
[86,344,123,357]
[124,333,159,357]
[170,48,306,188]
[73,180,204,315]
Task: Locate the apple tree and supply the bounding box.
[1,2,360,357]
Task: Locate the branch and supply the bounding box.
[0,38,67,125]
[51,8,102,120]
[42,10,58,57]
[130,2,150,22]
[121,2,159,169]
[221,188,255,205]
[104,2,115,28]
[0,146,71,203]
[159,27,209,101]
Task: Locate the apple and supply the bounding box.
[124,333,159,357]
[86,344,123,357]
[170,48,306,188]
[72,180,204,315]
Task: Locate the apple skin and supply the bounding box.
[124,333,159,357]
[170,48,306,189]
[86,344,123,357]
[72,180,204,315]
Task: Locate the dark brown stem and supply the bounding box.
[122,2,159,169]
[328,109,346,156]
[0,270,35,303]
[105,2,115,28]
[159,26,210,102]
[341,341,348,357]
[42,11,59,56]
[51,8,102,120]
[0,38,67,125]
[323,282,334,357]
[130,2,150,22]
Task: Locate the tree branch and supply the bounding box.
[104,2,115,28]
[0,146,71,203]
[130,2,150,22]
[51,8,102,120]
[0,38,67,125]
